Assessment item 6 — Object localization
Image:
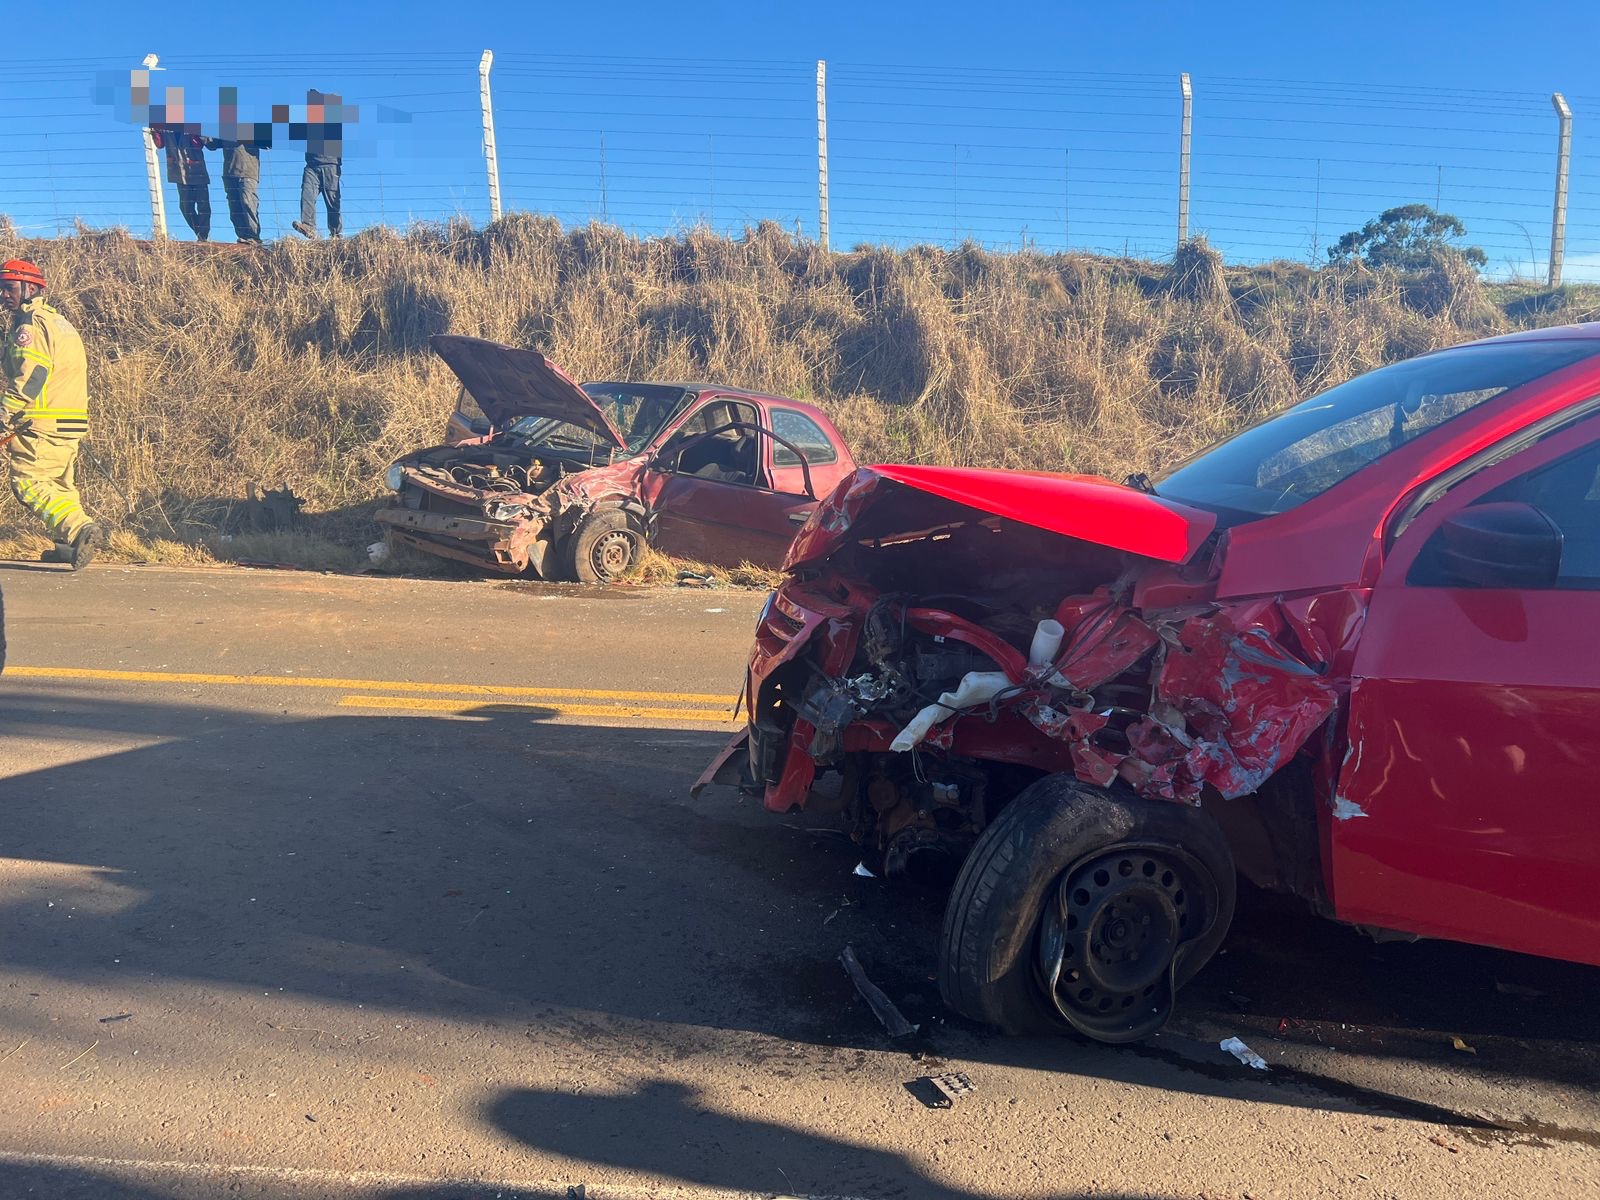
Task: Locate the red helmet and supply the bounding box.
[0,260,45,289]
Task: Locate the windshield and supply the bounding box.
[1157,340,1600,518]
[498,384,692,456]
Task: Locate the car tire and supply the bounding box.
[938,774,1235,1043]
[560,510,644,585]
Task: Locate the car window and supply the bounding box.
[1409,432,1600,590]
[1157,340,1600,518]
[770,409,837,466]
[1480,440,1600,588]
[669,400,763,485]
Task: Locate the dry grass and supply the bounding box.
[0,217,1591,580]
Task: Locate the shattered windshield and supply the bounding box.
[506,384,693,456]
[1157,340,1600,518]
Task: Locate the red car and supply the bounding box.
[377,336,855,581]
[699,324,1600,1043]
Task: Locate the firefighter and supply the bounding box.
[1,260,105,569]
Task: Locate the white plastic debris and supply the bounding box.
[852,862,876,878]
[367,540,391,565]
[1028,618,1065,670]
[890,671,1011,752]
[1219,1036,1268,1070]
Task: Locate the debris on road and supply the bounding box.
[367,540,390,565]
[906,1071,976,1109]
[840,944,918,1039]
[852,862,876,878]
[677,569,718,588]
[97,1012,133,1024]
[1494,979,1547,1000]
[1220,1036,1268,1070]
[1451,1036,1478,1055]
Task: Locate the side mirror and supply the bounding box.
[1435,501,1561,589]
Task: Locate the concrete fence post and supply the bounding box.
[141,127,168,240]
[479,50,503,223]
[1177,72,1192,247]
[816,60,830,251]
[1550,92,1572,288]
[134,58,168,240]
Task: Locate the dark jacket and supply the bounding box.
[206,130,270,182]
[152,126,209,186]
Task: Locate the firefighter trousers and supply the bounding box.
[7,429,94,542]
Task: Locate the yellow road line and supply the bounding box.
[7,666,739,707]
[337,695,739,722]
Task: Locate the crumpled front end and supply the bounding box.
[718,466,1353,882]
[375,446,637,576]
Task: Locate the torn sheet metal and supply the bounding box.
[885,600,1339,806]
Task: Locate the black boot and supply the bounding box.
[69,524,107,572]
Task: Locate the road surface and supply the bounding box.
[1,563,1598,1199]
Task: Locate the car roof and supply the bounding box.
[583,381,838,420]
[1457,321,1600,348]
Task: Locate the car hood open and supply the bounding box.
[784,464,1218,570]
[431,334,627,448]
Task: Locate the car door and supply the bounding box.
[644,398,817,568]
[1330,412,1600,964]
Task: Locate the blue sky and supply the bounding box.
[9,1,1600,279]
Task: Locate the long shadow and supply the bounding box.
[486,1080,1164,1200]
[0,686,1597,1132]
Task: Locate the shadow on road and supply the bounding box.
[486,1079,1173,1200]
[1,686,1598,1133]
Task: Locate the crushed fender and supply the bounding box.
[885,599,1339,805]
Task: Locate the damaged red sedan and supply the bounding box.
[700,325,1600,1043]
[377,336,854,581]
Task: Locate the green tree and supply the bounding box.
[1327,204,1488,271]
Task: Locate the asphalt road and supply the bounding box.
[1,563,1598,1199]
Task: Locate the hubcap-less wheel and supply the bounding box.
[589,529,638,581]
[1036,843,1213,1042]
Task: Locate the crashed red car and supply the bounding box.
[700,325,1600,1043]
[377,336,855,581]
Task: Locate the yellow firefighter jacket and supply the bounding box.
[4,297,89,437]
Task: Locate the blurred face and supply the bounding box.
[0,280,32,312]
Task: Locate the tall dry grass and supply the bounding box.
[0,218,1593,560]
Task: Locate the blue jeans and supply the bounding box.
[299,162,342,235]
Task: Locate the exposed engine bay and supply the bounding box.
[721,468,1350,889]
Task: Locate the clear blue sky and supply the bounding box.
[8,1,1600,278]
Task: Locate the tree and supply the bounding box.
[1327,204,1487,271]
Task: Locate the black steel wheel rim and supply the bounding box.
[591,529,638,580]
[1036,841,1212,1042]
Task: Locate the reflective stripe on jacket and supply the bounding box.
[4,298,90,436]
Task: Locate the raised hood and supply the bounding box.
[431,334,627,448]
[784,464,1218,570]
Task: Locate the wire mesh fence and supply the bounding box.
[1,51,1592,281]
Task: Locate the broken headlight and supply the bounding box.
[384,464,405,492]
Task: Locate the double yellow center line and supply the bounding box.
[7,666,741,725]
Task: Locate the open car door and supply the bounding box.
[642,399,820,569]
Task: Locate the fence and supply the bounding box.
[3,51,1595,283]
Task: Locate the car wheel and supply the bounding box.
[938,774,1235,1043]
[561,510,643,585]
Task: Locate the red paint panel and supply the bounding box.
[784,467,1216,570]
[1332,592,1600,964]
[869,465,1216,563]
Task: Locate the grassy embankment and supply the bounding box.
[0,215,1595,581]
